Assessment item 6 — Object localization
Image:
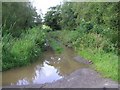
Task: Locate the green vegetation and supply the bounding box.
[44,2,119,81]
[2,27,46,71]
[2,2,42,37]
[2,1,119,82]
[2,2,44,71]
[51,29,118,81]
[79,48,118,80]
[44,6,61,30]
[58,30,118,80]
[49,38,63,54]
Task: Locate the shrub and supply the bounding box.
[2,27,46,71]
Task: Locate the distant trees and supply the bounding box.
[2,2,45,71]
[60,3,77,30]
[44,2,118,46]
[44,5,62,30]
[2,2,42,37]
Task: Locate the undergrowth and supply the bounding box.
[52,29,118,81]
[2,27,46,71]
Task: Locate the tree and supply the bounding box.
[2,2,42,37]
[44,5,62,30]
[60,2,76,30]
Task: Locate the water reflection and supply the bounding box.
[16,79,29,85]
[32,61,62,84]
[6,60,63,86]
[2,47,88,86]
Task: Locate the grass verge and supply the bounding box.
[77,47,118,81]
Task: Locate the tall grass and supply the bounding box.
[54,29,118,81]
[49,38,63,54]
[2,27,46,71]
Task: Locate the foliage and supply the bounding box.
[58,30,79,47]
[2,27,46,71]
[52,2,119,80]
[60,3,77,30]
[2,1,119,82]
[2,2,42,37]
[44,5,62,30]
[55,29,118,81]
[44,2,118,53]
[49,38,63,54]
[61,2,118,45]
[46,31,63,54]
[2,2,44,71]
[42,25,52,32]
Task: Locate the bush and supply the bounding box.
[42,25,52,32]
[58,30,79,47]
[2,27,46,71]
[56,30,118,81]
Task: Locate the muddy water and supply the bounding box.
[2,47,88,86]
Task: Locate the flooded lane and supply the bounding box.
[2,47,88,86]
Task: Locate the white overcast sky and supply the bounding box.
[30,0,63,16]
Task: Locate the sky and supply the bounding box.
[30,0,63,17]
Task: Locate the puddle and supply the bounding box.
[2,47,88,86]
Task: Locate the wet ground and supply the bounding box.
[2,47,119,88]
[3,61,119,88]
[2,47,88,86]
